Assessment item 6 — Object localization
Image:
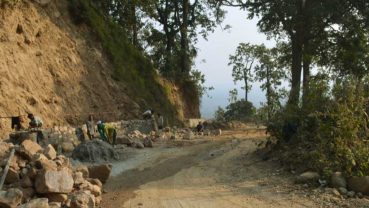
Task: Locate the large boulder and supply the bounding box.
[72,140,116,162]
[18,187,36,203]
[0,142,14,158]
[87,164,112,183]
[0,188,23,208]
[183,131,194,140]
[35,155,58,171]
[61,142,74,153]
[86,178,102,189]
[215,129,222,136]
[348,176,369,195]
[17,140,43,161]
[21,176,34,188]
[46,193,68,203]
[43,145,56,160]
[135,142,144,149]
[17,198,49,208]
[27,166,39,180]
[79,181,101,197]
[204,129,211,136]
[143,137,153,148]
[35,170,74,194]
[331,172,347,189]
[295,172,320,184]
[115,135,134,145]
[71,166,89,179]
[9,131,38,144]
[69,192,95,208]
[5,168,20,184]
[73,172,85,185]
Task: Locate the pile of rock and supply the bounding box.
[296,171,369,199]
[128,131,147,140]
[51,126,77,135]
[0,140,111,208]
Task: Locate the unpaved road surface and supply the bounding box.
[101,128,369,208]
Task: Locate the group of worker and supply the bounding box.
[23,110,164,147]
[142,109,164,129]
[84,110,165,146]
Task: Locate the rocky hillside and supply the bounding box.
[0,0,199,138]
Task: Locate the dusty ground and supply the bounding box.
[99,127,369,208]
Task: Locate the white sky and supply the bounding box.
[195,7,277,119]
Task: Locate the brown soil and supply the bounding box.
[0,0,195,139]
[100,127,369,208]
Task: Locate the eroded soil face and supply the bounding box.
[101,127,369,208]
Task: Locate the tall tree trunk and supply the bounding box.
[164,31,175,73]
[303,41,310,92]
[245,80,248,102]
[180,0,189,74]
[289,36,303,105]
[302,40,311,107]
[132,3,138,46]
[355,75,363,101]
[266,67,271,121]
[243,70,248,102]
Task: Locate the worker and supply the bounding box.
[196,121,204,133]
[143,109,155,119]
[86,115,95,140]
[28,114,43,128]
[97,121,116,146]
[157,113,164,130]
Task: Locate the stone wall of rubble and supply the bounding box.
[0,140,113,208]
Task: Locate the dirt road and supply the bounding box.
[101,128,364,208]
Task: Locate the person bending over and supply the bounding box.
[97,121,117,146]
[28,114,43,129]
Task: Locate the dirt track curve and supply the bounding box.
[100,127,368,208]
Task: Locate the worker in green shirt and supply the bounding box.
[97,121,116,146]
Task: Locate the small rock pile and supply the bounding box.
[296,171,369,199]
[0,140,111,208]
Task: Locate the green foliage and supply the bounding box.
[1,0,21,9]
[224,99,255,122]
[190,69,214,103]
[267,75,369,179]
[228,89,238,103]
[67,0,180,125]
[214,106,225,122]
[228,43,258,101]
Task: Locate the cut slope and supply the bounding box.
[0,0,199,138]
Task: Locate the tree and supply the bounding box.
[214,106,226,121]
[228,43,258,102]
[209,0,369,105]
[254,45,286,120]
[224,99,255,121]
[149,0,225,76]
[228,88,238,103]
[149,0,180,74]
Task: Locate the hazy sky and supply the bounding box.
[196,7,276,119]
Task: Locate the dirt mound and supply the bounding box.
[71,140,116,162]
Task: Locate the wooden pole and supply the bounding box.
[0,148,15,190]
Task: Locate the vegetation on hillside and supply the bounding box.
[209,0,369,180]
[67,0,223,123]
